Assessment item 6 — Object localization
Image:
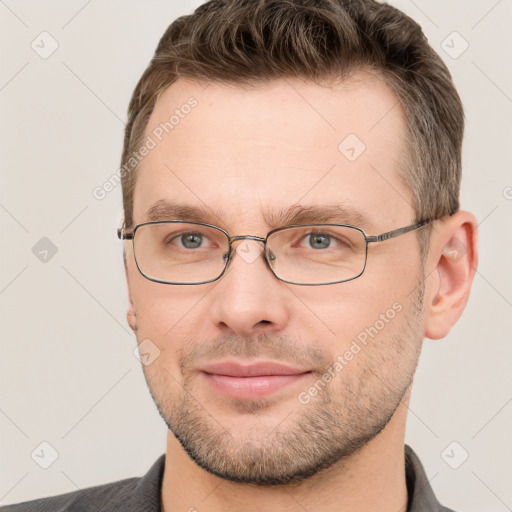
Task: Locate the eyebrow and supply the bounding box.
[145,200,222,224]
[143,200,373,231]
[263,203,372,230]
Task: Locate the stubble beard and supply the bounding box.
[141,284,425,486]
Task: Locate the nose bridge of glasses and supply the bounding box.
[226,234,272,267]
[229,234,267,245]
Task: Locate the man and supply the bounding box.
[4,0,478,510]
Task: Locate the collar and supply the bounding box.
[132,445,452,511]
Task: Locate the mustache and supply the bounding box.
[178,332,330,375]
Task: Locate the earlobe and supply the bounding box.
[123,247,138,332]
[424,211,478,340]
[127,305,137,332]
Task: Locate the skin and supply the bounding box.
[123,73,478,512]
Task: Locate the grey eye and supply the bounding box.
[308,233,331,249]
[181,233,203,249]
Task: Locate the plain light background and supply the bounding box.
[0,0,511,510]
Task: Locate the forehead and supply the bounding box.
[133,73,413,231]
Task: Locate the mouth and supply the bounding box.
[200,361,312,400]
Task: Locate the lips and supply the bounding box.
[200,361,311,400]
[202,361,309,377]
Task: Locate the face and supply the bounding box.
[124,73,426,485]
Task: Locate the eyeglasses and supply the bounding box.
[117,219,433,286]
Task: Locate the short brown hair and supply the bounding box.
[121,0,464,247]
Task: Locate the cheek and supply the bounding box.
[127,252,198,322]
[364,239,423,303]
[293,270,411,334]
[291,255,421,358]
[127,258,215,361]
[132,292,204,382]
[134,283,212,337]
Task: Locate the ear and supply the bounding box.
[123,247,138,332]
[423,210,478,340]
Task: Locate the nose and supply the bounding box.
[208,238,290,336]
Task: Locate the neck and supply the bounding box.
[161,395,410,512]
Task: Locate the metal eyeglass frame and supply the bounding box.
[117,218,434,286]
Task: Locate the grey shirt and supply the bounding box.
[2,445,455,511]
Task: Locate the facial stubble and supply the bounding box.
[140,284,425,486]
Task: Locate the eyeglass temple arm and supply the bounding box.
[365,219,432,244]
[117,227,133,240]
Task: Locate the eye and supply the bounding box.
[299,232,347,250]
[166,231,209,249]
[305,233,332,250]
[180,233,204,249]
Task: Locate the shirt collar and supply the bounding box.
[132,445,449,512]
[405,444,453,511]
[129,453,165,512]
